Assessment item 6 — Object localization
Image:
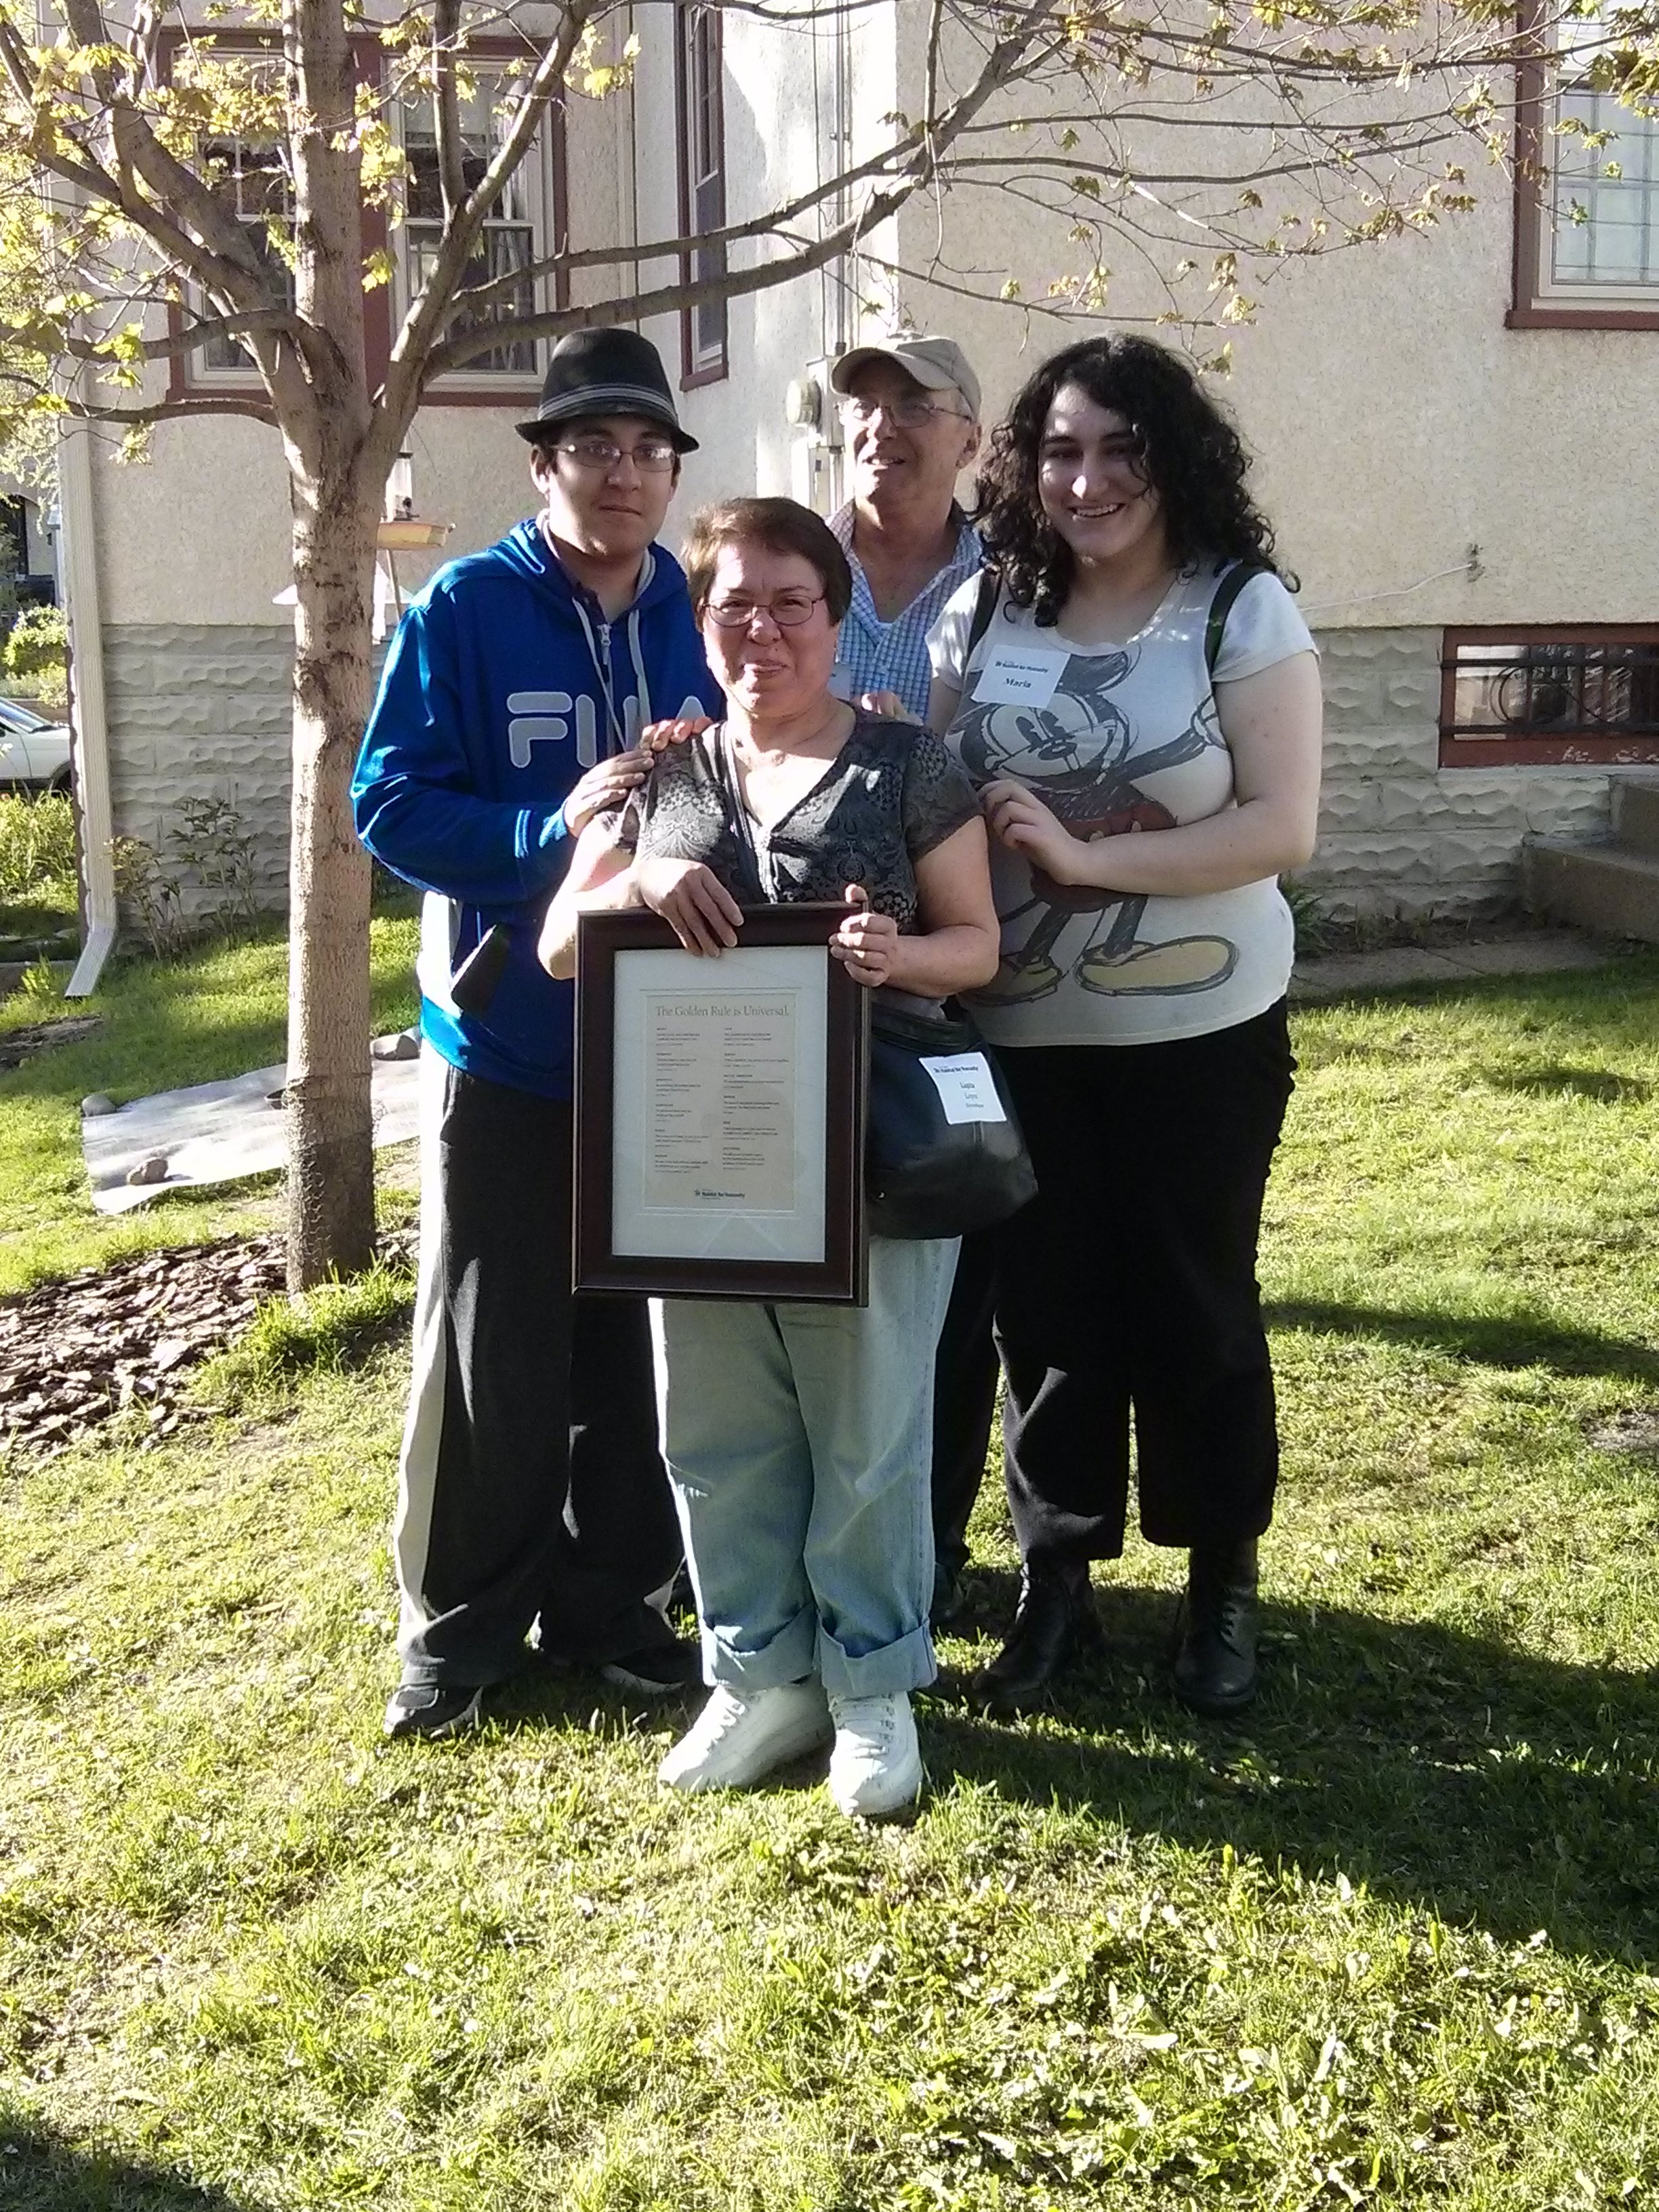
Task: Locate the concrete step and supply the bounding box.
[1522,836,1659,943]
[1611,777,1659,856]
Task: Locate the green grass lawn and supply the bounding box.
[1,954,1657,2210]
[0,920,421,1296]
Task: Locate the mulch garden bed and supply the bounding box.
[0,1229,413,1458]
[0,1017,103,1071]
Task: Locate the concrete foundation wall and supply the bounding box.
[100,616,1618,928]
[1306,627,1614,922]
[103,622,293,910]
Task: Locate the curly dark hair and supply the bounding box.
[973,335,1287,626]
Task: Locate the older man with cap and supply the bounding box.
[353,327,722,1738]
[824,333,999,1625]
[827,333,983,721]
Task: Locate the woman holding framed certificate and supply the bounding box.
[540,497,1000,1818]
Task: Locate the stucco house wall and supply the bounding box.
[73,2,1658,925]
[633,3,1658,923]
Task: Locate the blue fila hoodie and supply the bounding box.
[353,516,721,1099]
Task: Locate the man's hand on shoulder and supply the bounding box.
[561,747,655,838]
[857,690,909,720]
[638,713,714,756]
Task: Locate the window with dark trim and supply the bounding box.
[1511,3,1659,331]
[163,35,565,407]
[399,69,568,390]
[158,43,294,393]
[676,0,728,386]
[196,136,294,373]
[1440,628,1659,764]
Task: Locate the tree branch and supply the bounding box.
[426,0,1063,381]
[58,307,304,366]
[376,0,600,459]
[432,0,467,219]
[58,390,279,428]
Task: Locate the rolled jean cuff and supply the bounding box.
[817,1618,937,1700]
[701,1600,819,1692]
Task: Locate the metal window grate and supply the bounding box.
[1440,630,1659,764]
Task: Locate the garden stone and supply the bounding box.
[125,1153,170,1186]
[371,1029,421,1061]
[81,1092,118,1117]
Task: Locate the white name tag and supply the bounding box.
[921,1052,1008,1126]
[971,642,1067,708]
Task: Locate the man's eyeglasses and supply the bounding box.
[839,395,968,432]
[552,435,679,474]
[704,592,825,629]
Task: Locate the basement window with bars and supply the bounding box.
[1439,628,1659,765]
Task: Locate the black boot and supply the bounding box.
[1172,1538,1260,1715]
[979,1558,1103,1714]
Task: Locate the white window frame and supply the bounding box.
[676,0,729,385]
[393,64,558,391]
[1528,5,1659,313]
[182,54,294,388]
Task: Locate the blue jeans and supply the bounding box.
[651,1236,958,1700]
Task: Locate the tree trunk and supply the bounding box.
[284,474,379,1290]
[281,0,382,1292]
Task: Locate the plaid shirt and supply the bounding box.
[827,503,982,721]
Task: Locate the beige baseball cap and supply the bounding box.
[830,333,981,419]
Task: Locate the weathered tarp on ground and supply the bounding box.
[81,1050,423,1212]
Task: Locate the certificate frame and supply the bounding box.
[574,902,868,1303]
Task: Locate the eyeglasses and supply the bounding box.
[839,395,968,432]
[1038,431,1149,478]
[552,435,679,474]
[704,592,826,629]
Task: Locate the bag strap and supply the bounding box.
[963,564,1000,670]
[1204,560,1269,677]
[708,723,768,903]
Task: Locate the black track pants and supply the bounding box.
[393,1055,682,1687]
[928,1229,1001,1576]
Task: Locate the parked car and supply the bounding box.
[0,697,72,790]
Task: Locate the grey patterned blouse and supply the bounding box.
[619,712,981,934]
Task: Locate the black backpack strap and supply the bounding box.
[1204,561,1269,676]
[964,564,1000,668]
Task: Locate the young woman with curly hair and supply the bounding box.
[924,333,1323,1716]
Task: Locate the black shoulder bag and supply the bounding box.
[712,714,1037,1243]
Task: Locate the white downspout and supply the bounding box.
[59,413,117,998]
[34,0,117,998]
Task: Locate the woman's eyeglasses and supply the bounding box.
[553,436,679,474]
[704,592,826,630]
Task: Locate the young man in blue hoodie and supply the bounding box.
[354,329,723,1738]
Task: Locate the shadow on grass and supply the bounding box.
[481,1575,1658,1965]
[1476,1062,1652,1105]
[1265,1298,1659,1388]
[930,1573,1659,1965]
[0,2125,260,2210]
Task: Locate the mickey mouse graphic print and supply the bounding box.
[928,562,1317,1048]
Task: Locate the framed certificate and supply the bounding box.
[573,902,868,1303]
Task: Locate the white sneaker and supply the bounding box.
[658,1679,832,1793]
[826,1692,924,1819]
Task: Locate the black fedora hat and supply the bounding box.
[515,327,698,453]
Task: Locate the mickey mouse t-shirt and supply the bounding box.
[928,562,1316,1048]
